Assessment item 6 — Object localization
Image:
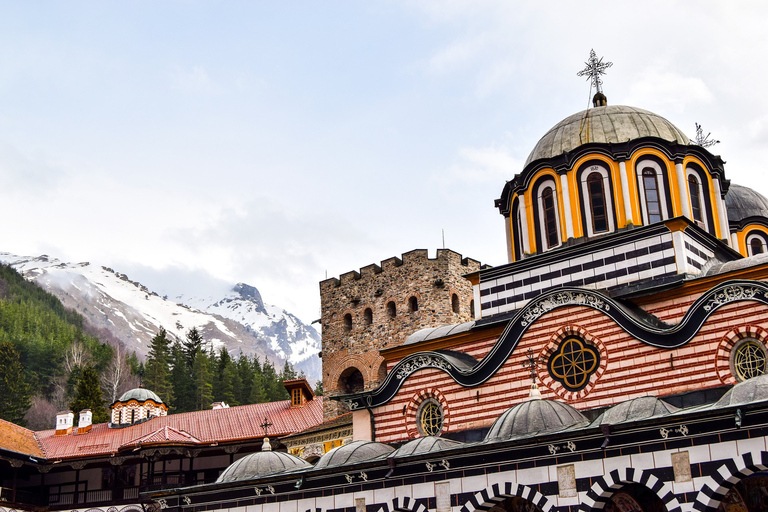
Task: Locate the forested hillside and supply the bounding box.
[0,264,312,430]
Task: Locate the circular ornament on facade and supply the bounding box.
[547,336,600,392]
[416,398,443,437]
[731,339,767,381]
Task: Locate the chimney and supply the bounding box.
[77,409,93,434]
[55,411,74,436]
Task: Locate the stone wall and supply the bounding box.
[319,249,482,419]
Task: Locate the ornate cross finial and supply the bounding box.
[521,348,544,400]
[691,122,720,148]
[521,348,542,384]
[577,49,613,94]
[260,417,273,437]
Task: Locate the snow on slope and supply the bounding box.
[0,253,320,380]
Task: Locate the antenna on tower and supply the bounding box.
[690,122,720,148]
[442,229,445,249]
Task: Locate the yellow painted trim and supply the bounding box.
[683,156,722,238]
[524,168,562,252]
[629,149,677,221]
[735,224,768,257]
[570,154,626,231]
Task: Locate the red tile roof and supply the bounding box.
[0,419,44,458]
[32,397,323,460]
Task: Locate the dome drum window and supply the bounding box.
[635,161,671,226]
[746,231,768,256]
[578,164,616,238]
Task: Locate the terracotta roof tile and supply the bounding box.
[35,397,323,460]
[121,426,201,449]
[0,419,44,458]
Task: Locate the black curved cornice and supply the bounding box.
[334,279,768,410]
[496,137,727,216]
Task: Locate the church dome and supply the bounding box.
[314,440,394,469]
[117,388,163,404]
[714,374,768,408]
[596,396,678,425]
[485,399,589,442]
[216,451,312,483]
[525,105,690,166]
[725,183,768,223]
[389,436,464,458]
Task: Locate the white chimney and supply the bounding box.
[77,409,93,434]
[55,411,74,436]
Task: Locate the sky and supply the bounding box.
[2,1,768,325]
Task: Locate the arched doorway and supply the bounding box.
[604,483,666,512]
[716,472,768,511]
[487,497,543,512]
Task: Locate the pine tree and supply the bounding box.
[213,348,237,406]
[182,327,204,368]
[170,343,194,412]
[69,366,109,423]
[313,379,323,396]
[0,342,31,425]
[143,328,174,406]
[249,356,267,403]
[281,360,297,381]
[191,352,212,410]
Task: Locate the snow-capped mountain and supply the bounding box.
[0,253,321,381]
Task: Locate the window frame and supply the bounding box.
[579,164,615,237]
[536,180,562,250]
[635,161,670,225]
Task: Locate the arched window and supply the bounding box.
[751,238,764,255]
[343,313,352,331]
[541,187,559,248]
[586,172,608,233]
[363,308,373,326]
[408,296,418,312]
[642,168,662,223]
[451,294,460,314]
[339,367,364,394]
[386,301,396,318]
[469,300,475,317]
[688,174,703,223]
[747,233,768,256]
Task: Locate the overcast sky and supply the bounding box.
[2,1,768,325]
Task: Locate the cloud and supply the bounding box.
[168,65,220,95]
[0,141,64,192]
[439,142,524,186]
[625,70,714,113]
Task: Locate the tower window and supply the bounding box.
[689,174,703,223]
[642,168,662,223]
[451,294,460,314]
[343,313,352,331]
[291,388,302,406]
[387,301,396,318]
[541,187,559,248]
[363,308,373,326]
[587,172,608,233]
[470,300,475,317]
[408,296,418,312]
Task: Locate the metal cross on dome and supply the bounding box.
[260,417,273,437]
[521,348,543,385]
[577,49,613,94]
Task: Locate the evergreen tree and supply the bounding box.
[0,342,31,425]
[182,327,204,368]
[170,343,194,412]
[69,366,109,423]
[262,360,286,401]
[143,328,174,406]
[313,379,323,396]
[213,348,237,406]
[281,361,297,381]
[191,352,213,410]
[248,356,267,403]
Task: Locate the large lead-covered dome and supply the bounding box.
[725,183,768,223]
[216,451,311,483]
[525,105,690,166]
[117,388,163,404]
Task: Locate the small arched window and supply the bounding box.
[343,313,352,331]
[408,296,418,312]
[363,308,373,326]
[469,299,475,318]
[751,237,765,256]
[386,301,396,318]
[642,168,662,223]
[689,174,703,223]
[541,187,559,248]
[587,172,608,233]
[451,293,460,314]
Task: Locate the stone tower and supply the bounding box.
[319,249,482,419]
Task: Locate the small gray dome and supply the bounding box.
[715,374,768,408]
[526,105,689,166]
[596,396,678,425]
[216,451,311,483]
[485,399,589,442]
[314,441,394,469]
[725,183,768,223]
[389,436,463,458]
[117,388,163,404]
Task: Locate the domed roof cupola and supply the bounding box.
[314,440,394,469]
[485,399,589,442]
[110,387,168,427]
[725,184,768,224]
[216,450,312,483]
